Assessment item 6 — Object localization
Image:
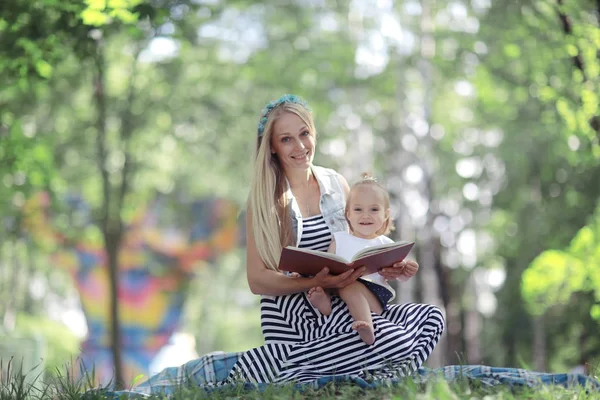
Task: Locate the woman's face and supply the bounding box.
[270,112,315,172]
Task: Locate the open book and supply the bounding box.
[278,241,415,276]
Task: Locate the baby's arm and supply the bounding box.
[327,237,337,254]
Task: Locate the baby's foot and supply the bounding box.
[352,321,375,345]
[308,287,331,316]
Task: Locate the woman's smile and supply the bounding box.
[271,112,316,171]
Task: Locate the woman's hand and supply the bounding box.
[310,266,366,289]
[378,260,419,282]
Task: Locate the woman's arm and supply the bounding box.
[246,210,314,295]
[337,173,350,198]
[326,237,336,254]
[246,211,363,296]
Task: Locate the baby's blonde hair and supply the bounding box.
[345,173,394,236]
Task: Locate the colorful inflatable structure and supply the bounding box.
[22,192,242,386]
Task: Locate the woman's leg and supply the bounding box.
[374,303,445,374]
[339,281,382,344]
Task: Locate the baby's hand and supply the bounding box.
[379,260,419,281]
[400,260,418,281]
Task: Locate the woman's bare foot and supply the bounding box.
[352,321,375,345]
[308,287,331,315]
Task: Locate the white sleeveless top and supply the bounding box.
[332,231,395,301]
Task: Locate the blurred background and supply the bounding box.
[1,0,599,389]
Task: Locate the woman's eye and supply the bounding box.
[281,137,290,142]
[301,130,310,136]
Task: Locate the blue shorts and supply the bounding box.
[359,279,393,311]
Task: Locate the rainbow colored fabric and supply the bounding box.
[23,192,242,385]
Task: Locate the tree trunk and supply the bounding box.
[464,274,482,364]
[532,315,546,371]
[556,0,600,139]
[3,239,19,331]
[105,230,124,387]
[396,213,416,305]
[384,47,416,306]
[93,40,124,389]
[23,243,36,314]
[445,299,463,364]
[417,0,446,367]
[417,230,445,367]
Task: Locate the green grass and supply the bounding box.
[160,379,600,400]
[1,358,600,400]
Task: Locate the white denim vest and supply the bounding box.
[287,165,349,246]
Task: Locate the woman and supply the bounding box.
[227,94,445,384]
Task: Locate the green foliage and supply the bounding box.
[0,0,94,87]
[0,121,57,233]
[13,313,81,373]
[471,0,600,367]
[0,0,150,86]
[523,204,600,320]
[81,0,143,26]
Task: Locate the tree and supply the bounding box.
[474,0,600,369]
[2,0,229,388]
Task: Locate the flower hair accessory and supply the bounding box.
[257,94,310,137]
[360,172,378,182]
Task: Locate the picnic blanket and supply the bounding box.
[103,351,599,397]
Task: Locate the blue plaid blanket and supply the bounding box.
[103,351,599,397]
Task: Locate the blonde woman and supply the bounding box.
[232,94,444,383]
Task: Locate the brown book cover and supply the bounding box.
[278,241,415,276]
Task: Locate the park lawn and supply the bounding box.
[2,371,600,400]
[121,380,600,400]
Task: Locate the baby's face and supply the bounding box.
[346,186,389,239]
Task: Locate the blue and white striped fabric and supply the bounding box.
[234,295,444,384]
[297,214,332,251]
[106,352,600,397]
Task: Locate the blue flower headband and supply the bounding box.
[257,94,311,137]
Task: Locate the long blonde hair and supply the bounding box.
[248,102,316,270]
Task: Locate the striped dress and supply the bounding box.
[226,215,445,384]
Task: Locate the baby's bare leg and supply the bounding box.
[338,282,382,345]
[308,286,332,315]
